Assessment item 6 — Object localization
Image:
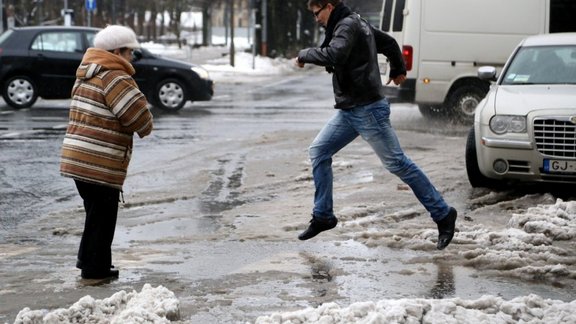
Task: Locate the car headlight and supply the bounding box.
[489,115,527,134]
[191,66,210,80]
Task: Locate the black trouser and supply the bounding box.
[74,180,119,273]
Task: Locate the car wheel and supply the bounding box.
[465,128,503,188]
[154,78,188,111]
[418,104,447,119]
[2,76,38,109]
[446,83,488,124]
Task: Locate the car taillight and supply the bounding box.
[402,45,413,71]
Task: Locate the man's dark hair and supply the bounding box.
[307,0,341,9]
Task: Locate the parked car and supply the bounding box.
[0,26,213,111]
[466,33,576,188]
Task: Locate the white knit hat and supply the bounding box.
[94,25,141,50]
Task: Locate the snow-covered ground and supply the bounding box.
[142,37,299,82]
[10,41,576,324]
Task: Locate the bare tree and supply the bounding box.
[165,0,185,47]
[4,0,317,58]
[263,0,315,57]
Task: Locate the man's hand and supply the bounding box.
[386,74,406,86]
[294,57,305,68]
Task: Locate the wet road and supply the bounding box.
[0,70,462,231]
[0,73,326,227]
[0,71,466,231]
[1,70,575,323]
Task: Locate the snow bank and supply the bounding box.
[202,51,296,75]
[346,198,576,283]
[457,199,576,282]
[13,284,179,324]
[14,286,576,324]
[254,295,576,324]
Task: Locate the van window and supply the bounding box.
[392,0,406,31]
[550,0,576,33]
[347,0,383,26]
[380,0,394,31]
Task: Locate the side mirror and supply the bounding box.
[478,66,497,81]
[132,49,143,62]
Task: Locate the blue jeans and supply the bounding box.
[309,98,450,222]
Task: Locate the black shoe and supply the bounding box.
[81,268,119,279]
[298,217,338,240]
[435,207,457,250]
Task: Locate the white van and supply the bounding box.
[379,0,576,123]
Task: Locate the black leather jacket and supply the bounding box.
[298,14,406,109]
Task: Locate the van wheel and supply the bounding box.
[418,104,446,119]
[465,128,502,188]
[446,84,487,124]
[2,75,38,109]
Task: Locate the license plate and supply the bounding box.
[543,159,576,173]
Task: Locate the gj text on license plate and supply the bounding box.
[543,159,576,173]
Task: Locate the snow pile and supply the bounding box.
[457,199,576,282]
[141,42,297,83]
[203,51,296,75]
[346,199,576,283]
[13,284,179,324]
[141,41,295,77]
[142,42,189,59]
[254,294,576,324]
[508,198,576,240]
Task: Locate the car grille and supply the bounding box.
[534,118,576,158]
[508,160,530,173]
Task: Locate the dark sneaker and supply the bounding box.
[81,268,119,280]
[435,207,457,250]
[298,217,338,240]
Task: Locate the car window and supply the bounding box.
[0,29,13,45]
[502,45,576,85]
[86,32,96,47]
[30,31,83,53]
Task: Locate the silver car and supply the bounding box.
[466,33,576,188]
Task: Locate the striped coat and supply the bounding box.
[60,48,153,190]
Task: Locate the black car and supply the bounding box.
[0,26,213,111]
